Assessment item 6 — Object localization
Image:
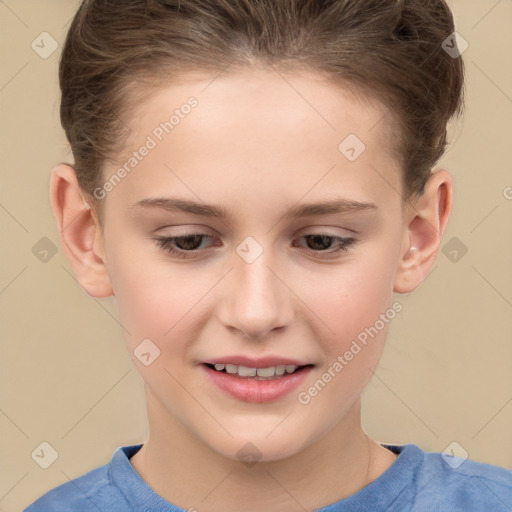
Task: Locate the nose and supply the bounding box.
[217,247,294,340]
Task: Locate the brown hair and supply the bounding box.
[59,0,465,226]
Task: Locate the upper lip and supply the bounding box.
[201,355,313,368]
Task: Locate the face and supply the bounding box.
[98,67,406,462]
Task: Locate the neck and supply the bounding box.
[130,393,396,512]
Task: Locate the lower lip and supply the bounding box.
[201,364,314,403]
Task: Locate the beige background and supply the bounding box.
[1,1,511,510]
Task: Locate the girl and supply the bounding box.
[25,0,512,510]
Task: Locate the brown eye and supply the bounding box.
[154,232,356,260]
[154,233,213,258]
[294,234,356,258]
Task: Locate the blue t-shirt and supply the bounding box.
[24,442,512,511]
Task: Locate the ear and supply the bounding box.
[50,163,114,298]
[393,169,452,294]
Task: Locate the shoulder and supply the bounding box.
[423,449,512,506]
[390,444,512,510]
[23,452,129,512]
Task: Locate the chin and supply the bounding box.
[204,430,311,466]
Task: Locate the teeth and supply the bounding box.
[256,366,276,377]
[211,363,300,378]
[225,364,238,374]
[238,365,257,377]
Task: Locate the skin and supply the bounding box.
[50,66,451,511]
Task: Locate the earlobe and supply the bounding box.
[393,169,452,294]
[50,164,114,298]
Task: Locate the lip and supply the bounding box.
[201,355,311,368]
[200,363,314,403]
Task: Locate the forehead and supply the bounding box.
[109,67,402,210]
[124,66,394,148]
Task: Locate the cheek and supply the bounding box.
[301,239,400,406]
[106,236,199,354]
[302,248,397,350]
[294,253,397,416]
[109,260,204,399]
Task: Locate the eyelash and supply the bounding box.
[154,232,356,260]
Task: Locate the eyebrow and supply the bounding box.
[130,197,377,220]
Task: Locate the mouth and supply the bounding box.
[203,362,314,380]
[200,362,315,403]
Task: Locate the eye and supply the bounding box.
[154,233,213,258]
[154,232,356,259]
[293,234,356,259]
